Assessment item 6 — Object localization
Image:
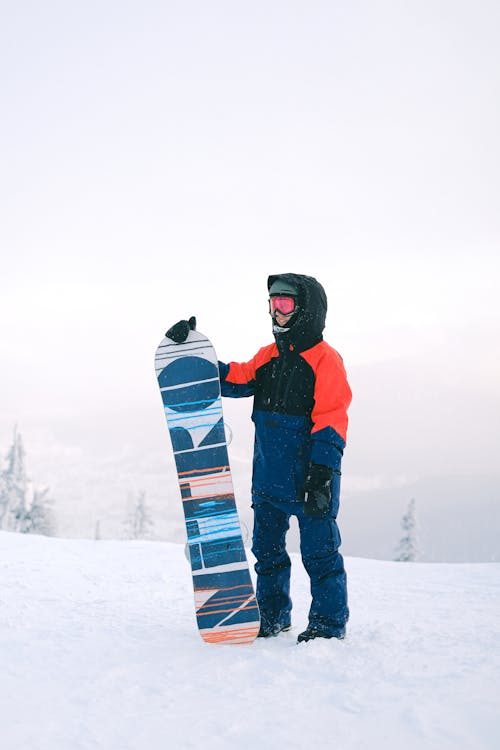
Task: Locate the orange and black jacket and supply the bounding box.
[218,274,352,511]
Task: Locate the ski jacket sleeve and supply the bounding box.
[301,344,352,471]
[218,344,277,399]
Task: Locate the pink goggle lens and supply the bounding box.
[270,296,296,315]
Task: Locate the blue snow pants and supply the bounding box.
[251,496,349,637]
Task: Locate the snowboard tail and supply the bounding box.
[155,332,260,644]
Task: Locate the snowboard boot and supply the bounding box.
[257,621,291,638]
[297,627,345,643]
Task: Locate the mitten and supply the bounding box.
[166,316,196,344]
[303,464,334,518]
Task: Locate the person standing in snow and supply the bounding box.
[167,273,352,642]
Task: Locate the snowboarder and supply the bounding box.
[167,272,352,642]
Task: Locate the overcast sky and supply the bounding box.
[1,1,499,511]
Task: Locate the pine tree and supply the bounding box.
[0,464,7,528]
[395,497,419,561]
[0,427,56,536]
[18,487,56,536]
[0,426,28,532]
[124,491,154,540]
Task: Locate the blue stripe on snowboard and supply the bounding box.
[162,382,220,412]
[166,406,222,423]
[185,512,240,542]
[182,496,237,519]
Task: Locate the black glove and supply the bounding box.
[166,316,196,344]
[303,464,334,518]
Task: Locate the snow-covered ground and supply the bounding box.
[1,531,499,750]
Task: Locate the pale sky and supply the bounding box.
[1,1,499,524]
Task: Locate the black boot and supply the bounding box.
[257,621,291,638]
[297,627,345,643]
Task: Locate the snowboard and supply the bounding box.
[155,330,260,644]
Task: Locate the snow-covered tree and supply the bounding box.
[0,427,56,536]
[17,486,56,536]
[0,466,7,528]
[124,491,154,540]
[395,497,419,562]
[0,426,28,532]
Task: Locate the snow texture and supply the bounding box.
[1,530,499,750]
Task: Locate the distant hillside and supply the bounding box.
[340,474,500,562]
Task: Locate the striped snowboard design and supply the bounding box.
[155,330,260,644]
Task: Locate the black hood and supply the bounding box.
[267,272,327,352]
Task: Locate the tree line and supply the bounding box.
[1,426,418,555]
[0,427,155,540]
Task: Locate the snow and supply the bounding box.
[1,531,499,750]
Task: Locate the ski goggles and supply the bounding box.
[269,295,297,316]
